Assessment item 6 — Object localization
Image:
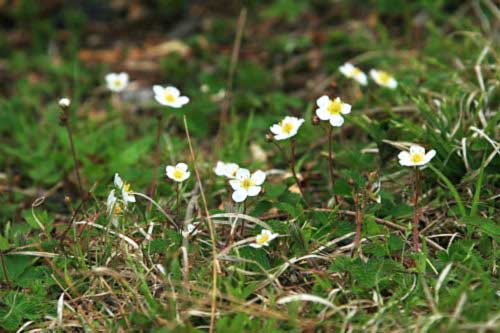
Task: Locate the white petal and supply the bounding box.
[214,161,226,176]
[316,95,330,108]
[127,194,136,202]
[119,72,129,83]
[165,86,180,97]
[274,133,291,141]
[410,145,425,154]
[329,115,344,127]
[341,103,352,114]
[153,85,165,96]
[155,94,168,106]
[270,124,283,135]
[105,73,116,83]
[229,179,241,190]
[249,243,262,248]
[398,151,410,161]
[424,150,436,163]
[232,189,247,202]
[166,165,175,176]
[181,171,190,181]
[177,96,189,106]
[355,72,368,85]
[369,69,378,81]
[114,173,123,188]
[236,168,250,180]
[388,79,398,89]
[247,185,261,196]
[176,163,188,171]
[339,63,353,77]
[251,170,266,185]
[316,107,331,121]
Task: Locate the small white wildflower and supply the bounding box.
[166,163,190,182]
[269,116,305,141]
[58,98,71,108]
[339,63,367,85]
[182,223,199,237]
[398,145,436,167]
[153,85,189,108]
[214,161,239,179]
[105,72,129,92]
[315,95,351,127]
[114,173,136,205]
[106,189,123,226]
[250,229,279,248]
[369,69,397,89]
[229,168,266,203]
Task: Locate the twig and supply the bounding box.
[183,115,219,333]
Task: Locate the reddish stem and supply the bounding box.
[148,113,164,212]
[413,168,421,252]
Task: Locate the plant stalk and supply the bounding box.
[413,167,421,252]
[290,139,309,207]
[148,113,164,212]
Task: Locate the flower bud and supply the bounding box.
[265,133,274,142]
[58,98,71,109]
[312,115,320,125]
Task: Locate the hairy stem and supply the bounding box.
[148,113,164,212]
[176,182,180,219]
[64,120,84,198]
[290,139,309,207]
[413,167,421,252]
[328,126,335,189]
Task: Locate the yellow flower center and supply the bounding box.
[241,178,254,190]
[410,153,424,163]
[327,99,342,115]
[256,233,270,245]
[352,67,362,76]
[123,183,132,193]
[281,122,294,134]
[165,93,175,103]
[173,169,184,180]
[378,71,392,85]
[114,79,122,87]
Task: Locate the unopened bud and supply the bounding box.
[58,97,71,109]
[348,178,354,186]
[312,115,320,125]
[265,133,274,142]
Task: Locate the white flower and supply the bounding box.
[339,63,367,85]
[166,163,190,182]
[398,145,436,167]
[270,116,305,141]
[369,69,397,89]
[315,95,352,127]
[153,85,190,108]
[114,173,136,204]
[182,223,199,237]
[214,161,239,179]
[229,169,266,202]
[250,229,279,248]
[105,72,129,92]
[58,98,71,108]
[106,189,123,226]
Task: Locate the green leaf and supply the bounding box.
[463,216,499,241]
